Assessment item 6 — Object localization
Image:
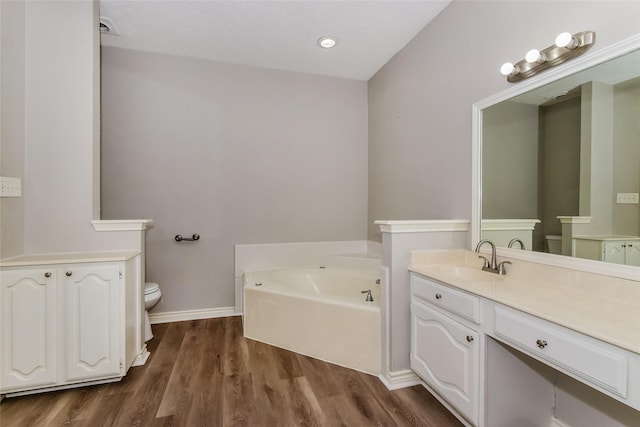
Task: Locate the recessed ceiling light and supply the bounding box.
[99,16,119,36]
[317,36,338,49]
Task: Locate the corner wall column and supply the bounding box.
[375,220,469,390]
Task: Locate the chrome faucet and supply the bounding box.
[361,289,374,302]
[508,238,525,250]
[475,239,512,275]
[475,239,497,271]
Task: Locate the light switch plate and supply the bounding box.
[0,176,21,197]
[616,193,639,204]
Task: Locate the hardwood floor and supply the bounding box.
[0,317,463,426]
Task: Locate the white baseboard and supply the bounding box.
[378,369,422,390]
[549,417,573,427]
[131,345,150,367]
[149,307,238,324]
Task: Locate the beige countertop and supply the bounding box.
[0,250,140,267]
[573,235,640,241]
[410,249,640,355]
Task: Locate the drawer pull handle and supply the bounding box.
[435,293,442,299]
[44,272,52,278]
[66,271,72,277]
[536,339,547,349]
[466,336,474,342]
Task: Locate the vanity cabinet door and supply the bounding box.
[0,268,57,391]
[624,241,640,266]
[602,242,626,265]
[600,240,640,266]
[63,264,122,381]
[411,301,479,426]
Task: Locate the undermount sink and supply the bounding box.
[423,264,504,285]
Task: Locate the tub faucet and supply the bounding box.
[361,289,374,302]
[475,239,499,274]
[508,238,525,250]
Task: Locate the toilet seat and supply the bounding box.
[145,282,160,295]
[143,282,162,342]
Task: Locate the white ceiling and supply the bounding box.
[99,0,451,81]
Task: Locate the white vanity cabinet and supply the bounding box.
[491,305,631,402]
[573,236,640,266]
[63,264,122,382]
[0,268,58,390]
[410,273,481,426]
[410,249,640,427]
[0,252,142,396]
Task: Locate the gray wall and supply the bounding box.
[368,0,640,242]
[613,78,640,237]
[482,101,539,219]
[23,0,103,253]
[540,97,582,238]
[1,0,107,255]
[100,47,368,312]
[0,0,25,258]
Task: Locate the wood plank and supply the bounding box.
[294,350,342,399]
[222,373,257,425]
[222,316,250,376]
[184,318,226,426]
[109,321,191,426]
[0,317,462,427]
[322,364,398,426]
[283,376,327,426]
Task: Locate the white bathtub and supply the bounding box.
[243,267,381,374]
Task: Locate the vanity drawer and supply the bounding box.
[411,274,480,324]
[493,305,628,398]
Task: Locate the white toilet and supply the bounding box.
[144,282,162,342]
[545,235,562,255]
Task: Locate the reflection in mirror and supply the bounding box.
[481,49,640,267]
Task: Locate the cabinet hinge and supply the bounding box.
[119,271,123,279]
[120,360,123,370]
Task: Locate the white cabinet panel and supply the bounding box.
[64,265,121,381]
[493,306,629,399]
[412,274,480,324]
[0,268,57,390]
[624,242,640,267]
[574,237,640,266]
[602,242,627,265]
[0,256,139,396]
[411,301,479,426]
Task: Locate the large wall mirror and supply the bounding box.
[472,34,640,278]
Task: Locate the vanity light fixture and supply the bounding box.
[525,49,545,64]
[555,32,579,49]
[499,62,519,77]
[500,31,595,83]
[317,36,338,49]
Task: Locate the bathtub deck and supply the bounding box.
[0,317,462,427]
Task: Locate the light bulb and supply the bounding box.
[317,37,337,49]
[555,32,578,49]
[500,62,518,76]
[525,49,545,64]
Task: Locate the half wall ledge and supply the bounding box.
[91,219,154,231]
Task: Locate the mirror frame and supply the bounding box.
[472,33,640,281]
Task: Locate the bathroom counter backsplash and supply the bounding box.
[0,250,141,267]
[409,249,640,355]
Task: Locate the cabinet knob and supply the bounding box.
[44,272,52,278]
[466,335,474,342]
[66,271,72,277]
[435,293,442,300]
[536,339,547,348]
